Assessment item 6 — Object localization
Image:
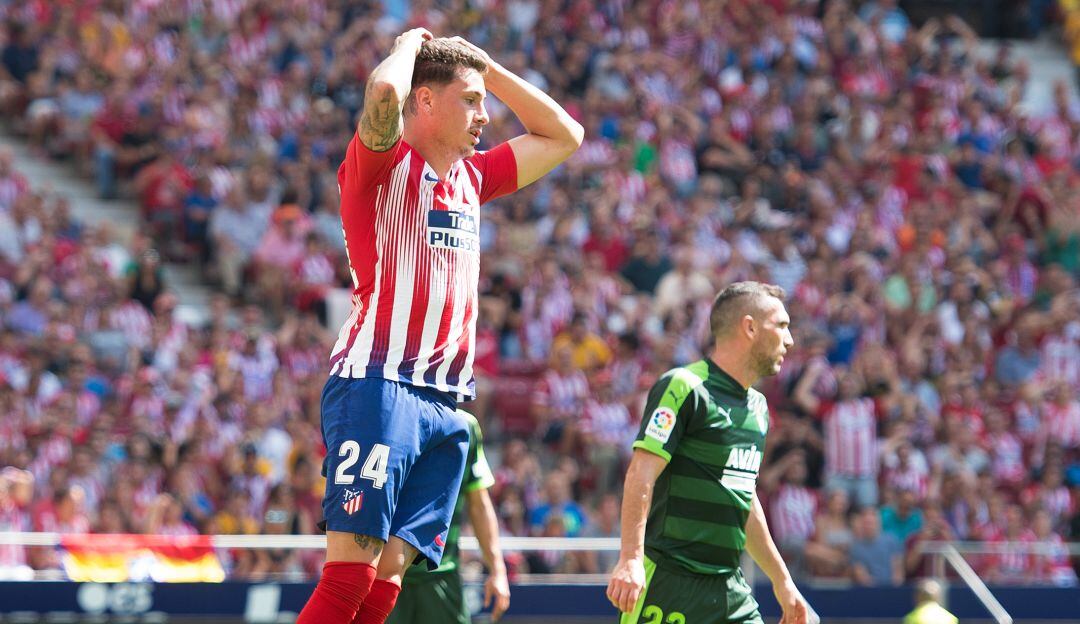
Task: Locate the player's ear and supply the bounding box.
[742,315,756,340]
[413,86,435,116]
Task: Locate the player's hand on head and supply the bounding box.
[606,557,646,614]
[484,571,511,621]
[394,28,433,52]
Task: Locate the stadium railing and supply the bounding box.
[2,533,1078,622]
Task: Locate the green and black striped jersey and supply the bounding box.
[633,359,770,576]
[404,410,495,582]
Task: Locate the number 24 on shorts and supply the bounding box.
[643,606,685,624]
[334,441,390,489]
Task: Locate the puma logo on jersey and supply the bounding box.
[721,445,762,493]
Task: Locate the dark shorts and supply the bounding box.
[320,376,469,569]
[387,572,469,624]
[620,557,762,624]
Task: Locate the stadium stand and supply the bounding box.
[0,0,1078,594]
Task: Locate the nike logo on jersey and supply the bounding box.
[424,172,439,183]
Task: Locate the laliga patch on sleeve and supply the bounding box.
[645,407,677,444]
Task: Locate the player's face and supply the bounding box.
[435,68,489,158]
[750,298,793,378]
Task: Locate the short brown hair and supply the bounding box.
[709,281,786,340]
[411,38,488,91]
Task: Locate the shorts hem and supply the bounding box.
[393,527,443,571]
[322,520,391,542]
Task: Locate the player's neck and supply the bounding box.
[707,346,756,390]
[403,127,459,180]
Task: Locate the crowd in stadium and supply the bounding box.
[1,0,1079,587]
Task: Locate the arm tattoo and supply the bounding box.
[359,82,402,152]
[353,533,385,557]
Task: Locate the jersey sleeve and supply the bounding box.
[339,132,407,206]
[633,369,702,462]
[466,142,518,204]
[462,413,495,493]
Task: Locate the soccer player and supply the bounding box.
[388,409,509,624]
[297,29,582,624]
[607,282,812,624]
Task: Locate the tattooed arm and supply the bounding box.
[358,28,432,152]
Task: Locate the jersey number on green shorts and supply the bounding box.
[643,606,686,624]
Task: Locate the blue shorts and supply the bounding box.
[319,376,468,569]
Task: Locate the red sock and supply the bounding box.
[296,562,377,624]
[351,578,402,624]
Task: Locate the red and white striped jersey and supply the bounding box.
[0,172,28,212]
[985,431,1025,485]
[329,135,517,400]
[583,399,632,447]
[1024,484,1073,527]
[770,484,817,544]
[0,500,29,568]
[882,463,929,500]
[1042,400,1080,449]
[532,369,590,417]
[989,531,1037,583]
[1032,534,1077,585]
[1040,329,1080,387]
[821,398,879,478]
[109,301,153,351]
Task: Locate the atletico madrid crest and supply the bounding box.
[342,489,363,515]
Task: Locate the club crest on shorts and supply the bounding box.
[342,488,363,515]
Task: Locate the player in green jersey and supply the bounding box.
[607,282,811,624]
[388,410,510,624]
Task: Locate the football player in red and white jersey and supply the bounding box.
[298,30,582,624]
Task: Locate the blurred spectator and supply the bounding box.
[0,468,33,580]
[767,451,817,578]
[985,504,1038,584]
[146,494,197,537]
[529,472,586,539]
[653,248,713,320]
[804,490,852,579]
[549,313,611,372]
[580,370,633,492]
[532,344,589,450]
[581,493,621,574]
[620,232,672,295]
[1032,508,1079,586]
[904,503,957,580]
[0,148,29,213]
[850,506,904,586]
[799,371,880,507]
[880,488,924,545]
